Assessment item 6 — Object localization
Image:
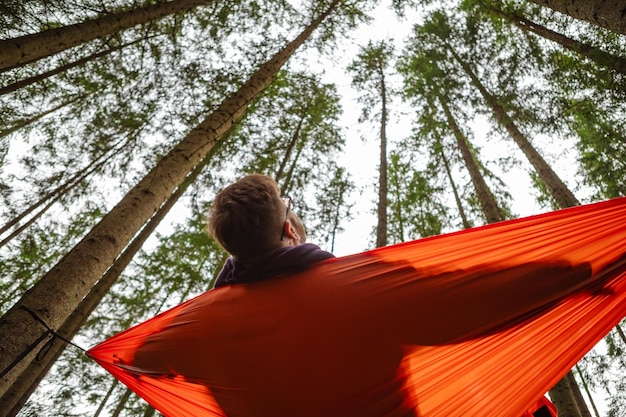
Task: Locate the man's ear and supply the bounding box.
[283,220,300,244]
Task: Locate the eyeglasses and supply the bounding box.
[280,195,293,241]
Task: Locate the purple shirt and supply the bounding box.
[213,243,335,288]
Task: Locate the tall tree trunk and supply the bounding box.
[0,37,149,96]
[448,45,580,208]
[0,0,215,72]
[142,404,156,417]
[490,5,626,75]
[275,114,305,182]
[279,142,304,195]
[447,42,588,417]
[0,140,126,246]
[550,376,583,417]
[110,387,132,417]
[569,368,593,417]
[93,379,119,417]
[0,0,341,396]
[525,0,626,36]
[389,159,405,242]
[0,150,213,416]
[0,95,83,139]
[376,70,388,248]
[440,148,471,229]
[437,93,504,223]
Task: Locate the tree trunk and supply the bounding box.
[0,37,148,96]
[0,0,215,72]
[110,388,132,417]
[491,5,626,75]
[376,69,388,248]
[0,95,83,139]
[440,148,471,229]
[93,379,118,417]
[569,368,594,417]
[0,0,341,396]
[279,142,304,195]
[143,404,156,417]
[525,0,626,36]
[389,158,405,242]
[550,375,583,417]
[437,93,504,224]
[447,41,587,417]
[0,151,212,416]
[275,114,305,183]
[448,45,580,208]
[0,140,125,246]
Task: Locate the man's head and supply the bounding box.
[207,174,302,263]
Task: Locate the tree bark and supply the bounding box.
[110,388,132,417]
[376,68,388,248]
[440,148,471,229]
[0,0,341,396]
[93,379,118,417]
[525,0,626,36]
[491,5,626,75]
[568,368,593,417]
[0,95,83,139]
[549,375,583,417]
[275,114,304,183]
[0,151,212,416]
[0,0,214,72]
[448,45,580,208]
[437,93,504,224]
[0,37,148,96]
[447,41,587,417]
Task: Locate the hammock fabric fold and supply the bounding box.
[88,197,626,417]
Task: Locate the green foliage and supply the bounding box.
[387,151,448,241]
[348,40,396,121]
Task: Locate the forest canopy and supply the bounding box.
[0,0,624,416]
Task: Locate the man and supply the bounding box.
[209,174,334,288]
[129,174,583,416]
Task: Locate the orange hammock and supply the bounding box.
[88,197,626,417]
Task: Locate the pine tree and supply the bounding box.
[348,40,395,248]
[0,0,346,396]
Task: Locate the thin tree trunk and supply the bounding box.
[376,70,388,248]
[0,95,83,139]
[437,93,503,223]
[0,1,342,396]
[525,0,626,36]
[491,5,626,75]
[440,148,471,229]
[93,379,119,417]
[389,159,405,242]
[280,142,305,195]
[0,151,213,416]
[0,140,124,236]
[448,45,580,208]
[574,365,600,417]
[0,0,215,72]
[616,324,626,344]
[275,114,305,182]
[0,139,127,246]
[142,404,156,417]
[0,37,149,96]
[110,387,132,417]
